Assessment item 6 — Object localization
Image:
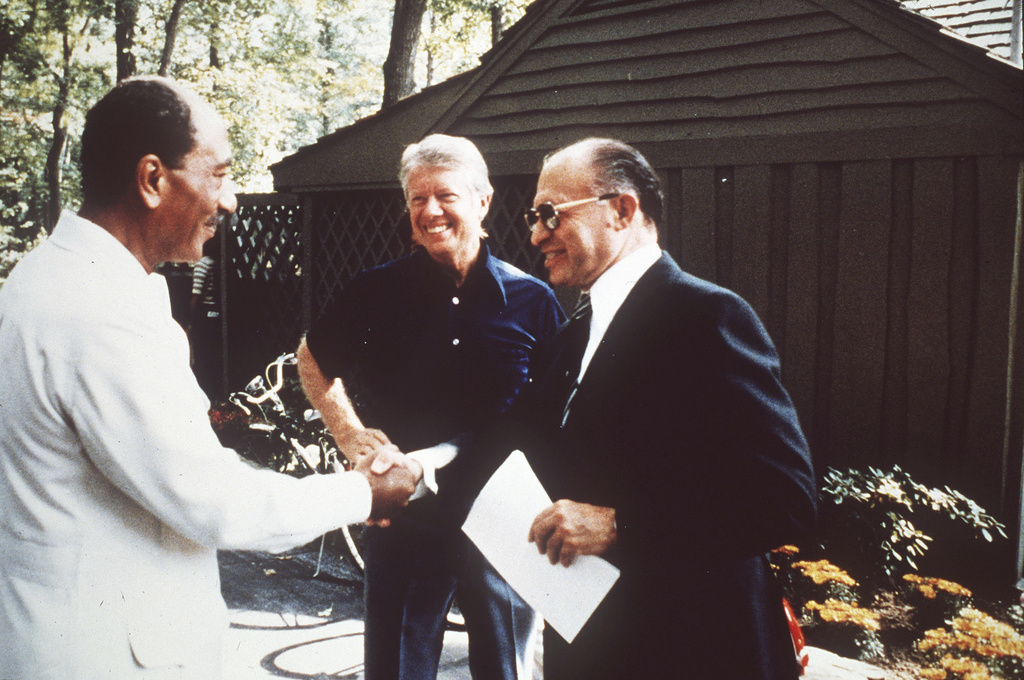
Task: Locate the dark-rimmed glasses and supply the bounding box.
[523,192,619,232]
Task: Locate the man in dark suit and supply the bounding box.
[429,137,817,679]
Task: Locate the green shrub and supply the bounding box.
[819,466,1006,584]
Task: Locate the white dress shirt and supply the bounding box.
[574,241,662,385]
[0,211,371,679]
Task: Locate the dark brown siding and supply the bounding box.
[657,155,1023,516]
[450,0,1014,156]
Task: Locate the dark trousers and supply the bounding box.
[362,522,536,680]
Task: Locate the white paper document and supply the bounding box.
[461,450,620,643]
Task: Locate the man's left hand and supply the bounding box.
[528,500,616,567]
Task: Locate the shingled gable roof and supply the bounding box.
[271,0,1023,192]
[901,0,1022,63]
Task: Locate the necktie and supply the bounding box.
[557,293,592,424]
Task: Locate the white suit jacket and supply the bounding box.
[0,212,372,679]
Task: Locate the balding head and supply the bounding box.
[545,138,663,230]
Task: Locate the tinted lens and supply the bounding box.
[524,207,540,228]
[538,203,556,226]
[525,203,558,230]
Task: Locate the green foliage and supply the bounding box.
[819,465,1007,583]
[1,0,513,258]
[0,113,49,284]
[768,467,1018,672]
[420,0,529,86]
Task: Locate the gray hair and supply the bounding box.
[398,134,493,199]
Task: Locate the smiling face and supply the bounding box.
[405,164,489,283]
[155,101,236,265]
[530,150,620,289]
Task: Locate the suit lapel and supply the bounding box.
[575,253,680,394]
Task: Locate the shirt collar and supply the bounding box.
[587,242,662,330]
[51,210,176,312]
[416,240,507,306]
[52,210,151,283]
[478,241,509,306]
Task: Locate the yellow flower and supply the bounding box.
[792,560,858,587]
[772,545,800,556]
[805,599,881,631]
[939,654,992,679]
[904,574,973,599]
[918,608,1024,659]
[876,477,906,502]
[919,669,947,680]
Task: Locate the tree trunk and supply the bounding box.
[491,3,503,46]
[114,0,138,82]
[381,0,427,108]
[209,20,221,69]
[424,12,434,88]
[158,0,190,76]
[318,15,334,137]
[45,30,71,233]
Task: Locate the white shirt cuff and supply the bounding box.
[407,440,460,499]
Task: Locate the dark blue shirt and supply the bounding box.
[306,243,564,452]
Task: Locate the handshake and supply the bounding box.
[346,428,422,525]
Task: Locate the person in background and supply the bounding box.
[0,76,415,680]
[297,134,563,680]
[188,236,223,398]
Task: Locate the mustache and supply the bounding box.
[209,210,237,231]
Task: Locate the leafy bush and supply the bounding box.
[819,465,1006,583]
[768,466,1020,676]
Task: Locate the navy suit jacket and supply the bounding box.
[440,252,816,679]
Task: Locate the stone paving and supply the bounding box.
[219,547,887,680]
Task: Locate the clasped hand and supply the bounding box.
[528,499,617,567]
[351,438,421,526]
[337,427,394,460]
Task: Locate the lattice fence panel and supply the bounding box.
[223,194,304,391]
[487,176,547,279]
[309,190,409,324]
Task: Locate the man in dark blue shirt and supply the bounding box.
[298,134,563,680]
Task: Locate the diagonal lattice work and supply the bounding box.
[486,176,547,279]
[309,189,409,324]
[230,200,303,283]
[223,194,304,391]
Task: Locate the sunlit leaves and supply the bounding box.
[2,0,524,270]
[821,465,1007,581]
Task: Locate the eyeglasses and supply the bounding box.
[523,192,619,232]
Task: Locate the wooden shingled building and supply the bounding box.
[268,0,1024,577]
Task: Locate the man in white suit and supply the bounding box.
[0,76,417,679]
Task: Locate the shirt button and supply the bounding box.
[452,296,460,305]
[452,338,460,346]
